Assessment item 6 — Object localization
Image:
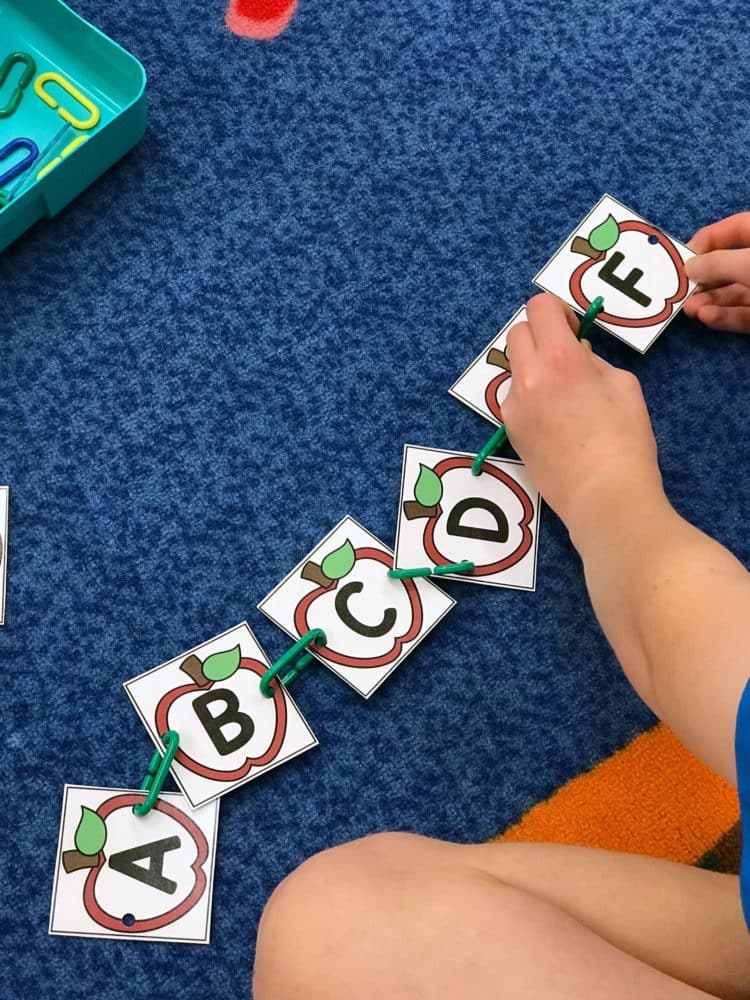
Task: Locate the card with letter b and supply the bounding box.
[49,785,219,943]
[124,623,318,809]
[534,194,697,353]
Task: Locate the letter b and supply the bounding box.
[193,689,254,756]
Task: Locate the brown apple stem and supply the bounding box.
[301,561,331,588]
[180,654,209,686]
[571,236,601,259]
[487,347,511,371]
[63,849,100,873]
[403,501,437,520]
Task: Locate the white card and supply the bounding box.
[49,785,219,943]
[394,446,541,590]
[533,194,697,353]
[449,307,525,426]
[258,516,455,699]
[124,623,318,809]
[0,487,7,625]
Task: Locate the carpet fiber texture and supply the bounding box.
[1,1,749,997]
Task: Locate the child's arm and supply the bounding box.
[684,212,750,333]
[503,293,750,785]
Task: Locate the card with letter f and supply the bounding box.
[534,194,697,352]
[124,623,318,809]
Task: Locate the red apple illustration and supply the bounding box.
[66,793,210,933]
[154,647,288,781]
[226,0,298,39]
[404,457,534,575]
[484,347,512,423]
[569,215,689,328]
[293,540,424,668]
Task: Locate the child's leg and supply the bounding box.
[254,834,749,1000]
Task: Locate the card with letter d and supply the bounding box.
[395,446,541,590]
[49,786,219,943]
[124,623,318,809]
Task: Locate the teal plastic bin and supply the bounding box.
[0,0,146,251]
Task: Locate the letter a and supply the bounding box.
[109,836,181,894]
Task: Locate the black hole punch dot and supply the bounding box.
[122,913,136,927]
[648,234,659,244]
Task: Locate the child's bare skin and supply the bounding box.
[685,212,750,333]
[253,279,750,1000]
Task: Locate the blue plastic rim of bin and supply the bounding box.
[0,0,147,251]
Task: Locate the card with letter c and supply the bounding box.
[394,445,541,590]
[49,785,219,943]
[124,623,318,809]
[258,516,455,699]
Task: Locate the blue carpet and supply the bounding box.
[1,0,749,996]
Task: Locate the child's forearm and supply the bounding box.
[568,480,750,783]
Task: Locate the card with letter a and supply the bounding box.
[258,516,455,699]
[49,785,219,943]
[534,194,697,353]
[124,623,318,809]
[394,446,541,590]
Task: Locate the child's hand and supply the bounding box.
[503,294,664,537]
[683,212,750,332]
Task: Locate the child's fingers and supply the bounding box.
[506,321,536,373]
[687,212,750,253]
[685,283,750,314]
[526,292,580,351]
[685,248,750,289]
[682,294,701,317]
[693,304,750,333]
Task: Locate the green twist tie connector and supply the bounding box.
[260,629,327,698]
[388,560,474,579]
[134,730,180,817]
[471,426,508,476]
[577,295,604,341]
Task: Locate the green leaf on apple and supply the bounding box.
[321,539,356,581]
[74,806,107,856]
[203,644,242,682]
[588,213,619,252]
[414,464,443,508]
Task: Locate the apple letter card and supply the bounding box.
[449,307,525,426]
[533,194,697,353]
[124,623,318,809]
[258,516,455,699]
[394,446,541,590]
[0,486,7,625]
[50,785,219,943]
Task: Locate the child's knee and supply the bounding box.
[253,832,425,998]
